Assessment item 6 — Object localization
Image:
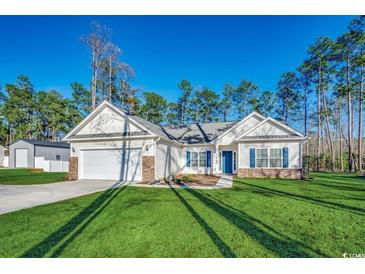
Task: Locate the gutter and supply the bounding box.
[153,137,161,181]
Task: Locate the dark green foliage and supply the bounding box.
[258,91,277,117]
[166,102,179,124]
[176,80,193,124]
[233,80,259,118]
[220,84,235,121]
[191,87,220,122]
[0,76,85,145]
[277,72,301,123]
[2,75,37,142]
[70,82,91,117]
[138,91,167,124]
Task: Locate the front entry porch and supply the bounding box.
[214,144,238,175]
[222,151,233,174]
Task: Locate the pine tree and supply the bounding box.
[277,72,301,124]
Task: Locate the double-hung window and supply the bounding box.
[253,148,286,168]
[199,152,206,167]
[187,151,210,167]
[191,152,199,167]
[256,149,268,168]
[269,148,282,168]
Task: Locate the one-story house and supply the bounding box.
[63,101,307,182]
[9,139,70,168]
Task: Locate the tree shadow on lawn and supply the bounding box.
[21,183,127,258]
[202,192,330,257]
[238,181,365,217]
[306,179,365,193]
[180,186,328,258]
[316,174,365,182]
[168,184,237,258]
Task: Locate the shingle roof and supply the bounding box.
[125,112,238,144]
[106,104,303,144]
[131,115,172,140]
[12,139,70,148]
[127,113,305,144]
[161,121,238,144]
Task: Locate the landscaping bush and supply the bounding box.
[181,174,194,182]
[30,168,44,173]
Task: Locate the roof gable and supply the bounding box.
[76,106,142,136]
[237,117,304,140]
[247,119,289,136]
[213,112,265,145]
[63,101,153,141]
[64,102,304,145]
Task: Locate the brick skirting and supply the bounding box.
[142,156,155,183]
[237,168,303,179]
[68,157,78,180]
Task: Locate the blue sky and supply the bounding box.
[0,15,355,102]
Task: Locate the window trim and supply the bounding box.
[255,148,268,168]
[186,150,211,168]
[199,151,207,167]
[191,151,199,167]
[233,151,237,172]
[254,147,286,169]
[269,147,283,168]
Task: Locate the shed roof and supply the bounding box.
[11,139,70,148]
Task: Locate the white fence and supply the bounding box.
[1,156,9,167]
[35,157,69,172]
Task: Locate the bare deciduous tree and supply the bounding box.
[82,21,111,110]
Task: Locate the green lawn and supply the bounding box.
[0,168,67,185]
[0,172,364,258]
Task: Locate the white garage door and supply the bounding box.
[15,148,28,168]
[80,148,142,181]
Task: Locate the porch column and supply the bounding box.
[214,144,220,175]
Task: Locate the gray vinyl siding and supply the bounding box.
[9,141,70,168]
[9,140,35,168]
[34,145,70,161]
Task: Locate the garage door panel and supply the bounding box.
[15,149,28,168]
[81,148,142,181]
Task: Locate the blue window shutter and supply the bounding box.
[206,151,211,167]
[283,147,288,168]
[249,148,255,168]
[186,151,191,167]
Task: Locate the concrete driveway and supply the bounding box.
[0,180,127,215]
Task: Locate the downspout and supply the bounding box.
[153,137,160,181]
[215,143,219,176]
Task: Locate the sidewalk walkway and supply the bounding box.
[216,175,234,188]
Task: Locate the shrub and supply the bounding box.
[181,175,194,182]
[30,168,44,173]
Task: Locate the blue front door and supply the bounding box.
[222,151,233,174]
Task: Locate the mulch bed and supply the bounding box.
[160,174,219,187]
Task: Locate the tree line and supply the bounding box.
[0,17,364,173]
